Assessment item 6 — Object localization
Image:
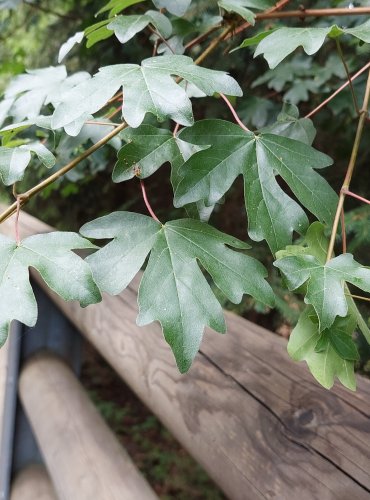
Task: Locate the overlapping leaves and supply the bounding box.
[80,212,274,371]
[52,56,242,132]
[174,119,337,253]
[0,232,101,345]
[275,223,367,390]
[218,0,273,24]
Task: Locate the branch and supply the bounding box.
[326,69,370,262]
[305,61,370,119]
[227,0,291,39]
[256,6,370,20]
[0,123,127,225]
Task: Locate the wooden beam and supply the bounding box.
[2,210,370,499]
[19,353,158,500]
[10,465,57,500]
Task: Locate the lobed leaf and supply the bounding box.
[288,307,356,390]
[0,232,101,346]
[81,212,274,372]
[174,119,336,253]
[52,56,242,132]
[275,253,370,332]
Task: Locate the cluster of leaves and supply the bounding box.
[1,0,370,390]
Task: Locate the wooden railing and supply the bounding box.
[1,210,370,500]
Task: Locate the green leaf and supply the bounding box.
[275,222,328,262]
[108,10,172,45]
[259,102,316,145]
[218,0,272,23]
[275,253,370,331]
[174,119,336,253]
[233,29,276,50]
[52,57,242,131]
[96,0,145,17]
[327,328,359,361]
[0,232,102,346]
[58,31,84,63]
[254,27,331,69]
[113,125,183,181]
[0,142,55,185]
[81,212,274,371]
[253,21,370,68]
[85,19,114,48]
[152,0,191,16]
[288,307,356,390]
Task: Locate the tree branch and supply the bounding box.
[326,69,370,262]
[0,123,127,225]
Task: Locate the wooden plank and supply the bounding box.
[0,339,9,449]
[10,465,57,500]
[19,353,158,500]
[2,210,370,500]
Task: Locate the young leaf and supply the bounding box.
[0,142,55,185]
[85,19,114,48]
[0,232,102,346]
[174,119,336,253]
[112,124,183,181]
[52,56,242,131]
[288,307,356,390]
[275,253,370,331]
[108,10,172,45]
[80,212,274,372]
[58,31,84,63]
[152,0,191,17]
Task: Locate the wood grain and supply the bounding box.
[2,209,370,500]
[0,339,9,451]
[10,465,57,500]
[19,353,158,500]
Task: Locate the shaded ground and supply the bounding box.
[80,344,226,500]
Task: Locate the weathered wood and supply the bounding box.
[10,465,57,500]
[2,210,370,500]
[19,353,158,500]
[0,339,9,449]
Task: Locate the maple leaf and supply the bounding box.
[174,119,336,253]
[52,56,242,132]
[80,212,274,371]
[0,232,101,345]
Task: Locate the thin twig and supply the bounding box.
[219,93,249,132]
[85,120,121,126]
[256,6,370,20]
[305,61,370,119]
[148,26,175,54]
[173,123,180,138]
[194,26,234,66]
[340,208,347,254]
[0,123,127,225]
[345,293,370,303]
[185,26,221,51]
[140,180,161,223]
[336,39,360,115]
[105,106,122,120]
[326,69,370,262]
[227,0,291,39]
[342,189,370,205]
